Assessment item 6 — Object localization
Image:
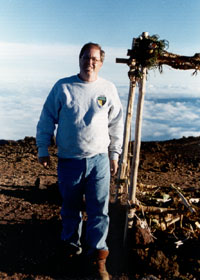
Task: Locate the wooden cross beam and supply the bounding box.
[116,51,200,72]
[158,51,200,73]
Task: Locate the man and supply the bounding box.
[36,42,123,279]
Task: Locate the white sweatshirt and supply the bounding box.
[36,75,123,160]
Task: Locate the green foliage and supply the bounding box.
[128,34,169,72]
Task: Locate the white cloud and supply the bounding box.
[144,100,200,121]
[1,84,200,141]
[0,41,80,59]
[0,41,199,95]
[146,66,200,97]
[138,98,200,141]
[0,41,81,87]
[0,86,47,140]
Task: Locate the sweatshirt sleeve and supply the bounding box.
[36,83,62,157]
[108,85,124,161]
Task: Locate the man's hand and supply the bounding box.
[38,156,51,168]
[110,159,118,176]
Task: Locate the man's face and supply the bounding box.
[79,47,103,81]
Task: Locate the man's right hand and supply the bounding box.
[38,156,51,168]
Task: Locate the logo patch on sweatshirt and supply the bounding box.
[97,96,107,107]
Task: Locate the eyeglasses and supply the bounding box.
[81,56,101,63]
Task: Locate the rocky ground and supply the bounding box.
[0,136,199,280]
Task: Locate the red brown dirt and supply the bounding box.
[0,136,199,280]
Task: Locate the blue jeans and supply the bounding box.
[57,153,110,253]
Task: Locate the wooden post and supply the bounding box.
[115,39,137,202]
[114,31,200,251]
[129,66,147,204]
[125,66,147,230]
[116,80,136,194]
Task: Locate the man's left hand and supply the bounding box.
[110,160,118,176]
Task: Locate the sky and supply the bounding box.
[0,0,200,141]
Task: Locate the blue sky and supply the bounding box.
[0,0,200,140]
[1,0,199,47]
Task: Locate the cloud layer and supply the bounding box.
[1,84,199,141]
[118,88,200,141]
